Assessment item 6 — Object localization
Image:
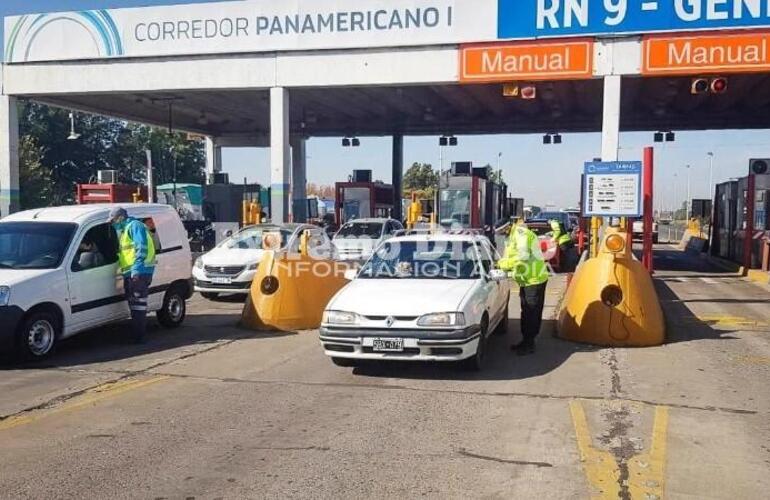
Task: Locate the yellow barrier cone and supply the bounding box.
[558,228,665,347]
[241,251,350,332]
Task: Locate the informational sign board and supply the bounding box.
[498,0,770,40]
[583,161,642,218]
[643,31,770,75]
[4,0,498,63]
[459,39,593,82]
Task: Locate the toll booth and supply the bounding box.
[76,183,147,204]
[204,183,268,223]
[335,179,395,224]
[506,197,525,220]
[713,180,739,261]
[713,175,770,268]
[437,162,508,229]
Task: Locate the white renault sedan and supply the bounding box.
[320,233,511,370]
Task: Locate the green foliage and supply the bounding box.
[403,162,439,197]
[18,101,205,209]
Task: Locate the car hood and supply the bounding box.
[0,268,58,287]
[328,279,475,316]
[200,247,265,266]
[333,238,380,250]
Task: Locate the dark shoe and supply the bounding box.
[512,341,535,356]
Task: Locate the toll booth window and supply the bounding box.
[439,190,471,228]
[142,218,163,252]
[342,187,371,222]
[72,223,118,272]
[0,222,76,270]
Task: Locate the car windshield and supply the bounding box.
[539,212,564,221]
[221,227,292,250]
[336,222,383,238]
[0,222,77,270]
[359,241,481,280]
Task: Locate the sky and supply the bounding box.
[3,0,769,208]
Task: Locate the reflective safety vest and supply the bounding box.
[551,220,573,247]
[497,225,549,287]
[118,219,156,275]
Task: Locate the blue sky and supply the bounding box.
[3,0,769,208]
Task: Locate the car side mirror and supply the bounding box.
[489,269,508,282]
[344,268,358,281]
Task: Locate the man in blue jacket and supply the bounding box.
[109,207,156,344]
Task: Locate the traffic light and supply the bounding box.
[711,77,728,94]
[691,78,709,94]
[750,159,770,175]
[691,77,728,95]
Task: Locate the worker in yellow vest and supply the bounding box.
[497,221,549,355]
[550,219,577,272]
[109,207,156,344]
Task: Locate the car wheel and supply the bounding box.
[200,292,219,300]
[331,357,356,367]
[16,310,59,360]
[462,317,488,371]
[158,286,187,328]
[494,299,510,336]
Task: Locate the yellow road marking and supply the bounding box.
[692,315,769,328]
[570,401,670,500]
[629,405,669,500]
[0,376,169,432]
[735,355,770,365]
[569,401,621,499]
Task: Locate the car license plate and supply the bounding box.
[211,277,232,285]
[372,338,404,352]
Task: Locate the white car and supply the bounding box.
[193,223,329,299]
[320,233,511,370]
[0,204,193,360]
[632,220,659,244]
[332,218,403,261]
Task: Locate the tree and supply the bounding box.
[17,101,205,208]
[480,163,506,186]
[403,162,439,197]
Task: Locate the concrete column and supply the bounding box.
[391,134,404,221]
[601,75,621,161]
[291,136,307,222]
[0,95,20,216]
[204,136,222,181]
[270,87,291,222]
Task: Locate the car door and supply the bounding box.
[480,240,507,325]
[67,222,125,331]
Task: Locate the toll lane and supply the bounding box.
[0,260,768,499]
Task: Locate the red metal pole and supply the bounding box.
[744,174,756,270]
[643,147,654,273]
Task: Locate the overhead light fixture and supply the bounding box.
[342,137,351,147]
[67,112,81,141]
[553,134,562,144]
[665,131,676,142]
[654,132,664,143]
[543,134,552,145]
[352,138,360,147]
[449,136,458,146]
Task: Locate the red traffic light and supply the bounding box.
[711,77,728,94]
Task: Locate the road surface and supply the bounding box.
[1,247,768,499]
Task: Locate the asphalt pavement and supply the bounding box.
[1,247,769,499]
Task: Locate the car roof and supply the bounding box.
[2,203,174,225]
[342,218,392,224]
[389,233,487,244]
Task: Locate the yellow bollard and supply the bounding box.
[242,200,250,227]
[590,217,601,258]
[241,251,351,332]
[558,227,665,347]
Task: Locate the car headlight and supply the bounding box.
[247,262,259,271]
[0,286,10,307]
[417,312,465,327]
[194,258,204,269]
[323,310,361,325]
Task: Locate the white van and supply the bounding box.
[0,204,193,360]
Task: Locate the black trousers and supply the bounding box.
[125,275,152,341]
[520,282,548,345]
[559,242,578,272]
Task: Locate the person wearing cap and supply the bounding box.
[109,207,156,344]
[497,220,549,355]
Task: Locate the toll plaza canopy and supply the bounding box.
[4,0,770,219]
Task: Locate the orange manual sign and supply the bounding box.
[460,40,593,83]
[643,31,770,75]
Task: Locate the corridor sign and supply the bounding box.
[583,161,642,218]
[499,0,770,40]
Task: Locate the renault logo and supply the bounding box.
[220,267,226,273]
[385,316,395,328]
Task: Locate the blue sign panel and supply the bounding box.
[583,161,643,217]
[499,0,770,40]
